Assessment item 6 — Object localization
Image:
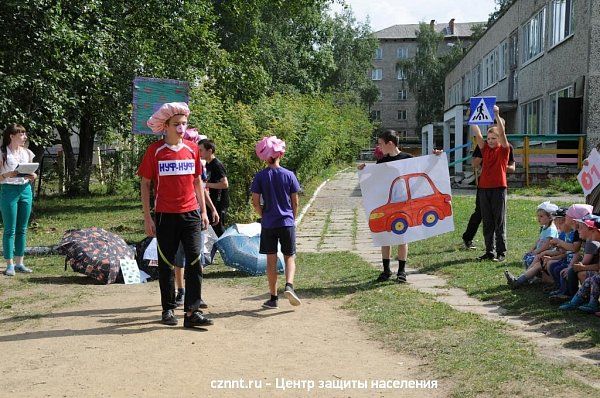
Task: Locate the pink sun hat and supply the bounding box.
[182,128,207,143]
[146,102,190,133]
[566,204,594,220]
[255,136,286,161]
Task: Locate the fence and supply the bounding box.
[507,134,585,186]
[446,134,586,187]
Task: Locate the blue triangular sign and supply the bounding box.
[468,96,496,125]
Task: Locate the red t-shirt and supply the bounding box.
[479,143,510,188]
[137,139,202,213]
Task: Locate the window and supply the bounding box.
[409,176,435,199]
[371,68,382,80]
[523,8,546,63]
[398,130,408,138]
[551,0,574,46]
[463,72,471,100]
[549,86,572,133]
[522,98,543,134]
[374,47,383,60]
[397,47,408,59]
[472,63,481,94]
[509,31,518,68]
[397,109,407,120]
[396,67,406,80]
[370,110,381,121]
[448,82,461,107]
[498,41,508,79]
[398,89,407,101]
[390,180,408,203]
[483,49,497,89]
[462,72,471,100]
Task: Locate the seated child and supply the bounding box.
[547,204,588,299]
[559,214,600,312]
[505,203,561,289]
[553,211,600,302]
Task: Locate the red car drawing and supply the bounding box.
[369,172,452,235]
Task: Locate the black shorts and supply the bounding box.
[259,226,296,256]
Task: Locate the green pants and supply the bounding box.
[0,184,33,259]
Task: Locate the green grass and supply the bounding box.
[510,176,584,196]
[202,252,598,397]
[28,193,145,246]
[410,194,600,347]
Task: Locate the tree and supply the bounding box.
[397,23,464,129]
[322,8,379,107]
[0,0,218,195]
[488,0,515,25]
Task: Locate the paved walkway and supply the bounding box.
[296,169,599,369]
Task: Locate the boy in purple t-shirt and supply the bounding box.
[251,136,302,309]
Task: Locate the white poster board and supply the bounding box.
[120,258,142,284]
[578,149,600,196]
[358,154,454,246]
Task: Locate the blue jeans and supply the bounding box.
[0,184,33,259]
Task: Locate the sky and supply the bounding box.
[329,0,498,32]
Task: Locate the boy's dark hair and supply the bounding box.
[199,139,216,153]
[378,129,399,147]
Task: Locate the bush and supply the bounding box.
[189,89,372,222]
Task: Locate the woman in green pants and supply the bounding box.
[0,124,36,276]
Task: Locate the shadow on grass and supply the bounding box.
[467,283,600,346]
[203,270,257,280]
[27,275,102,285]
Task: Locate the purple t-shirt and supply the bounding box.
[251,166,300,228]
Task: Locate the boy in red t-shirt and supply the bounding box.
[471,105,510,262]
[138,102,212,328]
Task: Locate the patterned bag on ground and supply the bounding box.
[136,236,159,281]
[56,227,135,284]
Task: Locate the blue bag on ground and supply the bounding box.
[214,223,285,276]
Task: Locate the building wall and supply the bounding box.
[371,31,473,139]
[586,0,600,150]
[445,0,592,137]
[371,39,419,137]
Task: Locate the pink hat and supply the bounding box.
[182,128,207,143]
[574,214,600,230]
[146,102,190,133]
[566,204,594,219]
[255,136,286,161]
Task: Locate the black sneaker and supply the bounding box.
[463,240,476,250]
[504,270,518,289]
[262,299,278,309]
[161,309,178,326]
[199,299,208,309]
[477,253,495,261]
[375,271,392,282]
[284,285,302,306]
[183,310,213,328]
[396,272,407,283]
[494,254,506,263]
[175,289,185,307]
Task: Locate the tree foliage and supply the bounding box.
[0,0,376,195]
[397,23,464,129]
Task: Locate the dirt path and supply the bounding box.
[0,283,443,398]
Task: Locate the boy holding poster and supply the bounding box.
[359,130,413,283]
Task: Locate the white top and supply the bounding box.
[0,146,36,185]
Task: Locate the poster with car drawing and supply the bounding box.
[358,153,454,246]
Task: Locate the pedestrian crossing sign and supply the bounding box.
[468,96,496,125]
